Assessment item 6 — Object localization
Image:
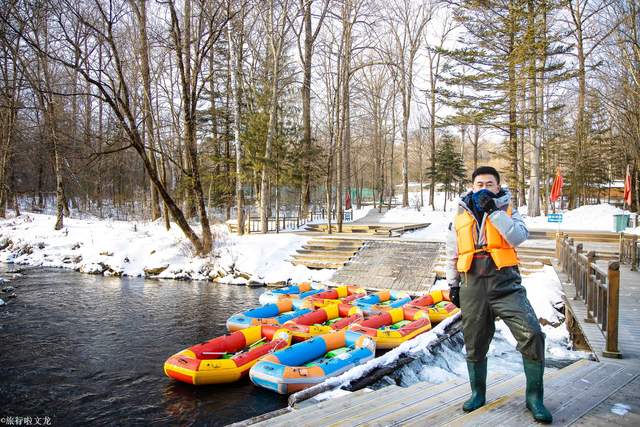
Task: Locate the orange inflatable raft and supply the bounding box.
[164,326,291,385]
[349,307,432,349]
[402,289,460,323]
[249,330,376,394]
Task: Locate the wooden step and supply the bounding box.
[519,255,554,265]
[307,238,365,246]
[303,246,363,251]
[518,261,544,269]
[290,260,346,269]
[528,231,620,242]
[296,249,359,257]
[292,252,354,261]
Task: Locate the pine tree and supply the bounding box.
[435,132,466,210]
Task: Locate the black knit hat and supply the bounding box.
[472,166,500,184]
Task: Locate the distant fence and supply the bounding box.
[556,233,621,358]
[310,209,352,222]
[246,216,305,233]
[619,233,639,271]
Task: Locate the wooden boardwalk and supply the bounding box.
[232,231,640,427]
[236,360,638,426]
[555,259,640,368]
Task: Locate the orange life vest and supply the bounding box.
[453,206,519,272]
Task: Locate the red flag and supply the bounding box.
[345,191,352,210]
[550,168,563,203]
[624,165,632,206]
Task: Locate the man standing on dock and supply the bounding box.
[446,166,552,423]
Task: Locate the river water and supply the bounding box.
[0,265,583,426]
[0,266,287,426]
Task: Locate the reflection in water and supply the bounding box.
[0,266,287,426]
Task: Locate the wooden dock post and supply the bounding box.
[631,235,638,272]
[603,261,622,358]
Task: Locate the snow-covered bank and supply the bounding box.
[0,213,332,285]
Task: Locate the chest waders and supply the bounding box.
[454,213,552,423]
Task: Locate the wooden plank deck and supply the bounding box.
[236,360,639,427]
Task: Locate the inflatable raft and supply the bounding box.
[280,303,364,341]
[304,285,367,308]
[249,330,376,394]
[403,289,460,323]
[258,282,324,306]
[352,289,412,313]
[348,307,432,349]
[226,300,313,332]
[164,326,291,385]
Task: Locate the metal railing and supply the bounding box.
[556,233,621,358]
[310,209,353,222]
[246,216,306,233]
[228,208,356,234]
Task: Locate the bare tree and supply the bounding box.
[293,0,329,219]
[424,13,454,209]
[227,1,246,235]
[386,0,432,207]
[259,0,294,233]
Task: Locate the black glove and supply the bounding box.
[472,189,498,214]
[449,286,460,308]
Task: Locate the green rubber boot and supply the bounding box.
[523,357,553,424]
[463,359,487,412]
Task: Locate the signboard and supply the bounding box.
[547,213,563,223]
[344,210,353,222]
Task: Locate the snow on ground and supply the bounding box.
[0,212,333,284]
[523,203,629,232]
[380,191,456,241]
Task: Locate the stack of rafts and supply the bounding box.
[163,284,459,394]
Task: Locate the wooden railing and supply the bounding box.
[556,233,621,358]
[619,233,639,271]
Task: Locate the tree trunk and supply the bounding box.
[473,123,479,171]
[261,72,279,233]
[569,0,586,209]
[131,0,161,221]
[429,72,437,209]
[508,0,519,206]
[301,0,313,219]
[527,0,541,217]
[228,12,245,235]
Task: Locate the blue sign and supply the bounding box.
[547,213,563,223]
